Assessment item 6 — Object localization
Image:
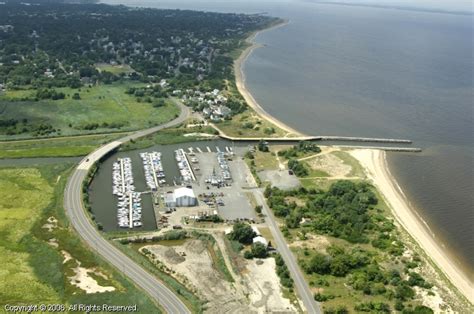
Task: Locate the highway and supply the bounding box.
[253,189,321,314]
[64,101,191,313]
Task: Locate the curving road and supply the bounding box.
[64,100,191,313]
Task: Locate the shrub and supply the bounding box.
[228,222,256,244]
[251,242,268,258]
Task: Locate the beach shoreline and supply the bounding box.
[350,149,473,304]
[234,20,304,137]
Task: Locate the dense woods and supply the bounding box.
[0,2,277,90]
[0,2,279,138]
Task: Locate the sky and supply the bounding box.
[101,0,473,15]
[302,0,473,14]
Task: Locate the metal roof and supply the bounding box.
[174,187,196,199]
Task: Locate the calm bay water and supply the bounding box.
[101,0,473,274]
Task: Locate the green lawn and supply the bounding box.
[121,125,216,151]
[214,111,288,138]
[0,134,124,158]
[0,164,161,310]
[254,151,280,170]
[96,63,135,75]
[0,83,179,139]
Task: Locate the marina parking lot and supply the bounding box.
[89,141,257,231]
[184,148,257,221]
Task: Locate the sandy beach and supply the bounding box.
[350,149,473,304]
[234,20,304,137]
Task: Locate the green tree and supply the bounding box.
[228,222,256,244]
[251,242,268,258]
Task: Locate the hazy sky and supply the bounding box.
[101,0,473,14]
[302,0,473,14]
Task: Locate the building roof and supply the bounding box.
[251,226,261,236]
[252,236,268,246]
[164,192,175,203]
[174,187,196,199]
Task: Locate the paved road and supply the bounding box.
[253,189,321,314]
[64,101,191,313]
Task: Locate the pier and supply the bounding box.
[335,146,422,152]
[213,128,421,152]
[175,149,196,182]
[128,191,133,229]
[112,157,142,229]
[217,133,412,144]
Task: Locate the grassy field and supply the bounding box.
[0,164,161,311]
[0,133,124,158]
[331,150,365,177]
[214,111,288,138]
[96,63,135,75]
[121,125,217,151]
[253,150,280,171]
[0,83,179,139]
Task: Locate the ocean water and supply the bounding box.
[101,0,474,274]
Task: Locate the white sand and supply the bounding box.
[69,262,115,294]
[350,149,473,304]
[234,21,303,137]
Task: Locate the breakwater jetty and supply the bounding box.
[217,133,412,144]
[335,146,422,152]
[214,131,421,152]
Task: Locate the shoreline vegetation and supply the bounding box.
[237,22,473,306]
[350,149,473,304]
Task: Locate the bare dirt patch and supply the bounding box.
[144,236,297,313]
[415,286,454,314]
[306,153,351,178]
[290,233,330,254]
[144,239,252,313]
[47,238,59,248]
[42,216,58,232]
[68,261,115,294]
[259,170,301,190]
[61,250,72,264]
[244,258,297,313]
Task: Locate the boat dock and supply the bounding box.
[128,191,133,229]
[175,148,196,182]
[140,151,166,190]
[112,157,143,228]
